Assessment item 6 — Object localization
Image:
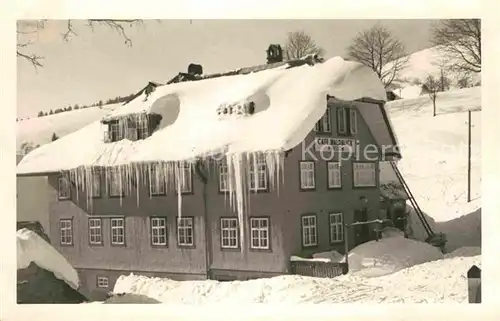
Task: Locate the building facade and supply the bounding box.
[44,97,389,300]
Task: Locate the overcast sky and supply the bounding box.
[17,19,436,118]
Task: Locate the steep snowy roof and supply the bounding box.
[17,56,396,175]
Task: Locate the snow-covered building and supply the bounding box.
[16,45,401,300]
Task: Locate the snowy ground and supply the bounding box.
[106,232,480,304]
[108,253,479,304]
[381,86,481,223]
[16,104,119,151]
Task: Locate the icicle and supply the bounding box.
[232,153,248,251]
[135,164,140,208]
[176,161,183,223]
[119,165,123,207]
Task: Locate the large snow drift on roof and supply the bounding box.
[17,228,80,290]
[17,57,386,174]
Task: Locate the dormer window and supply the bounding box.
[103,113,162,143]
[217,101,255,118]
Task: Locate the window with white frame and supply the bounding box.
[177,217,194,247]
[218,162,230,192]
[314,107,332,132]
[327,162,342,188]
[329,213,344,243]
[58,176,71,200]
[60,219,73,245]
[97,276,109,288]
[151,217,167,246]
[110,218,125,245]
[300,161,315,190]
[301,215,317,247]
[177,163,192,193]
[108,168,125,197]
[221,218,238,249]
[353,162,377,187]
[250,217,269,250]
[89,218,102,245]
[90,171,101,197]
[149,165,166,196]
[249,154,267,191]
[337,106,358,136]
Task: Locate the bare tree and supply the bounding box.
[19,141,40,155]
[17,19,143,69]
[424,75,441,117]
[431,19,481,73]
[347,23,409,88]
[283,31,324,60]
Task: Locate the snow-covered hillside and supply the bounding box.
[380,86,481,251]
[381,86,481,221]
[385,46,481,89]
[16,104,120,151]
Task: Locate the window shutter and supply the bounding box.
[350,108,358,134]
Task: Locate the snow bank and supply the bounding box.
[109,254,479,303]
[346,231,443,277]
[444,247,481,259]
[17,228,79,290]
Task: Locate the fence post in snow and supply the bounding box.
[467,110,472,203]
[467,265,481,303]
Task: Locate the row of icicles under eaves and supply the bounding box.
[66,151,284,250]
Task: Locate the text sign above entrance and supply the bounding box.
[314,137,357,153]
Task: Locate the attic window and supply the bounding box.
[103,113,162,143]
[217,101,255,118]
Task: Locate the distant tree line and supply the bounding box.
[35,93,136,118]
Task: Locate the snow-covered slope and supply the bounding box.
[381,86,481,223]
[17,228,80,290]
[16,104,120,151]
[386,46,481,89]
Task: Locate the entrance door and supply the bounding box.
[353,208,369,246]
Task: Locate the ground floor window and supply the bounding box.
[150,217,167,246]
[250,217,270,250]
[88,218,102,245]
[301,215,317,247]
[329,212,344,243]
[221,217,238,249]
[177,217,194,247]
[60,219,73,245]
[110,218,125,245]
